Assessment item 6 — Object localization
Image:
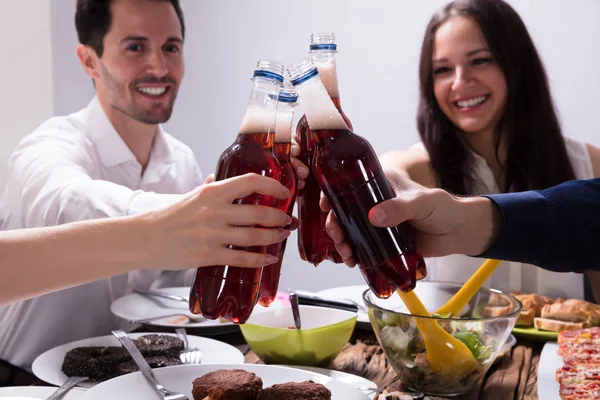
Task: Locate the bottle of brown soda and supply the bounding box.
[257,88,298,306]
[189,60,284,323]
[297,32,350,266]
[288,58,427,298]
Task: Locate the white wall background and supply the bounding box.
[4,0,600,291]
[0,1,54,198]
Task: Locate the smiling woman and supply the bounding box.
[431,18,507,151]
[370,0,600,301]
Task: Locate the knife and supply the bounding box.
[294,290,360,312]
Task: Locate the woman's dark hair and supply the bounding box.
[75,0,185,58]
[417,0,575,195]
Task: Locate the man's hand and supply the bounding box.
[322,170,501,262]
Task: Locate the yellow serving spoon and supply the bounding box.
[396,290,478,377]
[435,259,502,317]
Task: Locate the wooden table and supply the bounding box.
[217,329,544,400]
[4,326,542,398]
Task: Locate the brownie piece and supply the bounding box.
[258,381,331,400]
[192,369,263,400]
[134,334,184,359]
[61,334,184,382]
[116,355,182,375]
[62,346,130,381]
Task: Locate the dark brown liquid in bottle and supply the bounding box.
[311,127,426,297]
[258,142,297,306]
[297,97,351,266]
[189,132,280,323]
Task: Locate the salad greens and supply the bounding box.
[453,331,493,361]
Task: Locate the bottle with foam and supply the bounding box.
[296,32,351,266]
[258,88,298,307]
[288,58,427,298]
[189,60,284,324]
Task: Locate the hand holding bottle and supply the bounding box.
[322,169,500,259]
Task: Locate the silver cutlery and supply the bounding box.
[130,313,205,325]
[46,376,88,400]
[342,297,368,313]
[289,291,302,330]
[293,289,364,312]
[134,288,189,302]
[112,330,189,400]
[175,328,203,364]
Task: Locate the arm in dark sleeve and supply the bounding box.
[479,178,600,273]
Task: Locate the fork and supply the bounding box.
[112,330,189,400]
[130,313,205,325]
[46,376,89,400]
[175,328,203,364]
[134,288,189,303]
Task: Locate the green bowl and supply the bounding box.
[240,305,357,366]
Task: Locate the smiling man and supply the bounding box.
[0,0,202,377]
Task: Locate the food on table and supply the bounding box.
[377,323,490,394]
[115,355,183,375]
[257,380,331,400]
[62,346,130,381]
[133,334,185,358]
[506,292,600,332]
[368,282,519,396]
[555,327,600,399]
[192,369,263,400]
[510,292,554,326]
[558,327,600,344]
[191,369,331,400]
[61,334,183,381]
[542,299,600,326]
[534,318,588,332]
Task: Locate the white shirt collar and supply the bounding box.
[465,145,500,195]
[85,96,174,169]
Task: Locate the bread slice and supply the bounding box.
[516,308,535,326]
[513,293,555,317]
[534,318,584,332]
[563,299,600,326]
[542,303,589,323]
[483,305,513,318]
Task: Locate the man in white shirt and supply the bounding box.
[0,0,208,373]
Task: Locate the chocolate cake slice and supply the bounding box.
[192,369,263,400]
[61,334,184,382]
[258,381,331,400]
[116,355,183,375]
[134,334,184,359]
[62,346,130,381]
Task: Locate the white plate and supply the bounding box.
[110,287,282,333]
[79,364,370,400]
[288,365,378,399]
[537,342,560,400]
[0,386,85,400]
[32,332,244,388]
[317,285,370,326]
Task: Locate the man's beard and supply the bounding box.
[99,62,178,124]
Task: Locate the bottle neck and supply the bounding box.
[236,130,274,148]
[238,78,280,138]
[294,74,349,140]
[275,102,296,144]
[311,51,342,104]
